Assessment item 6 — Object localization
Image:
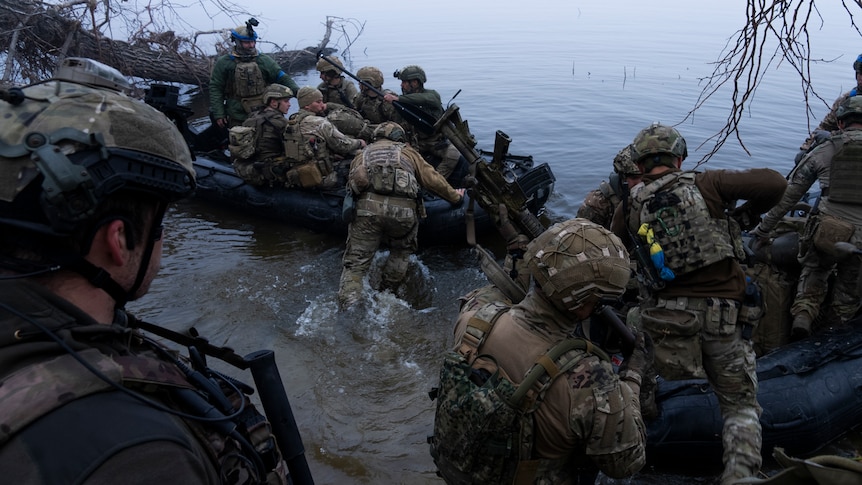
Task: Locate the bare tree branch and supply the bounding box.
[686,0,862,166]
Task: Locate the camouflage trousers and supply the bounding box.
[792,219,862,323]
[631,296,762,484]
[417,139,461,180]
[338,193,419,307]
[232,159,290,186]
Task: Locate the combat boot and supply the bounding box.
[791,312,813,340]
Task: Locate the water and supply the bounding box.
[129,1,861,483]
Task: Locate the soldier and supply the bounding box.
[354,66,404,125]
[232,83,293,185]
[384,65,462,181]
[796,54,862,157]
[577,144,641,229]
[338,122,464,308]
[209,19,299,128]
[752,96,862,338]
[286,86,366,189]
[430,219,651,483]
[322,102,377,143]
[315,55,359,109]
[611,123,786,485]
[0,58,289,483]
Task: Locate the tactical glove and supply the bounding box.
[618,331,654,386]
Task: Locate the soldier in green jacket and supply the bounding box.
[209,20,299,128]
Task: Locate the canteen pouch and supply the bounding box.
[640,307,705,380]
[812,213,855,257]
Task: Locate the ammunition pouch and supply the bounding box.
[812,213,855,258]
[285,161,328,189]
[640,305,705,380]
[228,125,257,161]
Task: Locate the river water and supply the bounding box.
[128,1,861,483]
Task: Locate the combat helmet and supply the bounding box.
[854,54,862,73]
[526,219,630,315]
[263,84,293,105]
[631,122,688,169]
[837,95,862,123]
[317,56,345,75]
[0,58,195,303]
[612,144,640,176]
[357,66,384,89]
[394,65,427,84]
[373,122,406,142]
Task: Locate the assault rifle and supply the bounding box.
[134,320,314,485]
[436,105,547,240]
[316,53,437,135]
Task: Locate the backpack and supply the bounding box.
[228,125,257,161]
[429,302,608,484]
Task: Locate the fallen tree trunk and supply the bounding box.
[0,0,331,86]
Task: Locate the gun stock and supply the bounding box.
[627,227,666,292]
[597,305,636,357]
[436,104,545,240]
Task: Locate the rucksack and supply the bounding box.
[228,125,257,161]
[429,302,608,484]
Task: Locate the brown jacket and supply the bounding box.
[611,167,786,300]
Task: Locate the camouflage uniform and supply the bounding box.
[577,181,622,230]
[395,88,461,180]
[232,104,289,185]
[324,102,376,142]
[338,136,462,307]
[355,90,403,125]
[616,163,785,484]
[440,277,646,482]
[317,79,359,109]
[578,145,639,230]
[287,108,364,188]
[754,127,862,326]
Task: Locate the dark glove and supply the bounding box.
[619,331,654,384]
[729,201,761,232]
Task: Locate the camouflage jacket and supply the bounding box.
[354,91,404,125]
[577,180,621,230]
[446,288,647,482]
[317,79,359,109]
[298,109,364,157]
[799,90,858,151]
[759,127,862,233]
[0,280,287,485]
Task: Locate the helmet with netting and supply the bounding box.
[526,218,630,314]
[0,70,195,237]
[837,95,862,122]
[317,56,345,75]
[373,122,406,142]
[394,65,427,83]
[612,144,639,176]
[263,84,293,104]
[631,122,688,165]
[357,66,384,89]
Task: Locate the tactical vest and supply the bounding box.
[234,60,266,113]
[245,109,288,161]
[0,347,286,484]
[598,179,622,208]
[321,85,355,109]
[430,302,609,485]
[362,143,420,198]
[827,131,862,205]
[284,110,327,164]
[631,171,738,277]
